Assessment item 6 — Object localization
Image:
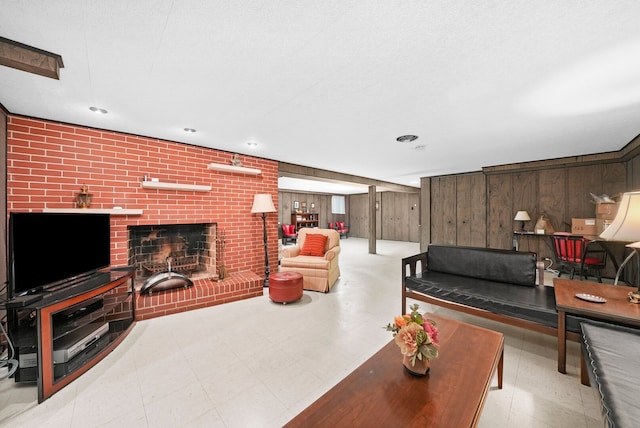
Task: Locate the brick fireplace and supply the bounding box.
[128,223,218,288]
[6,115,278,320]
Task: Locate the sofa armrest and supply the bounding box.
[325,246,340,261]
[537,261,545,286]
[282,246,301,258]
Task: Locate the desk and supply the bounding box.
[554,279,640,376]
[285,313,503,428]
[513,231,555,251]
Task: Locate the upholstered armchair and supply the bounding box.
[279,228,341,292]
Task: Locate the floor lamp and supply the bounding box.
[251,194,276,287]
[599,191,640,287]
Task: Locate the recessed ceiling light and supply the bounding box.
[183,128,196,133]
[396,135,418,142]
[247,141,258,147]
[89,106,108,114]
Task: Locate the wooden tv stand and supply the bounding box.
[5,267,136,402]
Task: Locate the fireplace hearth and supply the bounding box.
[128,223,217,289]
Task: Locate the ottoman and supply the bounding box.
[269,271,303,304]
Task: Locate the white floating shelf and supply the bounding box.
[42,208,143,215]
[207,163,261,175]
[141,181,211,192]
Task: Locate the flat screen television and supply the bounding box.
[8,212,111,298]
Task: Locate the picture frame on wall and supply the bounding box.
[294,200,299,209]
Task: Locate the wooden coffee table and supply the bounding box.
[554,279,640,375]
[284,313,503,428]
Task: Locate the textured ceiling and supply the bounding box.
[1,1,640,194]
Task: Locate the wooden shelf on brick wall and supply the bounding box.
[206,163,261,175]
[141,181,211,192]
[42,208,143,215]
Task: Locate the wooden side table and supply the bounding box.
[554,279,640,374]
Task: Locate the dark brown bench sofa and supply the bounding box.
[402,244,581,340]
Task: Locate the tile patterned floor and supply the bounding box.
[0,238,601,427]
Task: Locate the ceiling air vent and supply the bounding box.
[396,135,418,142]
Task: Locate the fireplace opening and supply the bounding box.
[128,223,217,291]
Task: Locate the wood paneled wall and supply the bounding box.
[348,192,420,242]
[430,173,487,247]
[278,192,347,232]
[281,140,640,250]
[278,190,420,242]
[427,161,634,278]
[347,193,372,238]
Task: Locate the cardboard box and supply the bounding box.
[596,212,617,221]
[572,218,597,236]
[595,215,615,236]
[595,202,618,216]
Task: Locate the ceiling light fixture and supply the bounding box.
[247,141,258,147]
[396,135,418,142]
[183,128,196,133]
[89,106,108,114]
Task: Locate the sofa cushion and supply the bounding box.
[427,245,537,286]
[581,321,640,427]
[280,255,330,269]
[300,233,327,256]
[405,272,583,333]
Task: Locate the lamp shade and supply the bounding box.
[514,211,531,221]
[599,191,640,241]
[251,194,276,214]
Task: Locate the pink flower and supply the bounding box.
[423,320,439,345]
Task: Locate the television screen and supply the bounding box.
[8,212,111,297]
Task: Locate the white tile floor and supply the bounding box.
[0,238,602,427]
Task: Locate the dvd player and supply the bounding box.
[53,322,109,364]
[52,296,104,322]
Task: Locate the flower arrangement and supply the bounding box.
[385,304,439,367]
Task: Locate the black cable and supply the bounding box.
[0,281,8,305]
[0,320,18,379]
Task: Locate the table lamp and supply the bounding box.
[251,194,277,287]
[599,191,640,286]
[514,211,531,232]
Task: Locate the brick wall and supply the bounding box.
[6,115,278,317]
